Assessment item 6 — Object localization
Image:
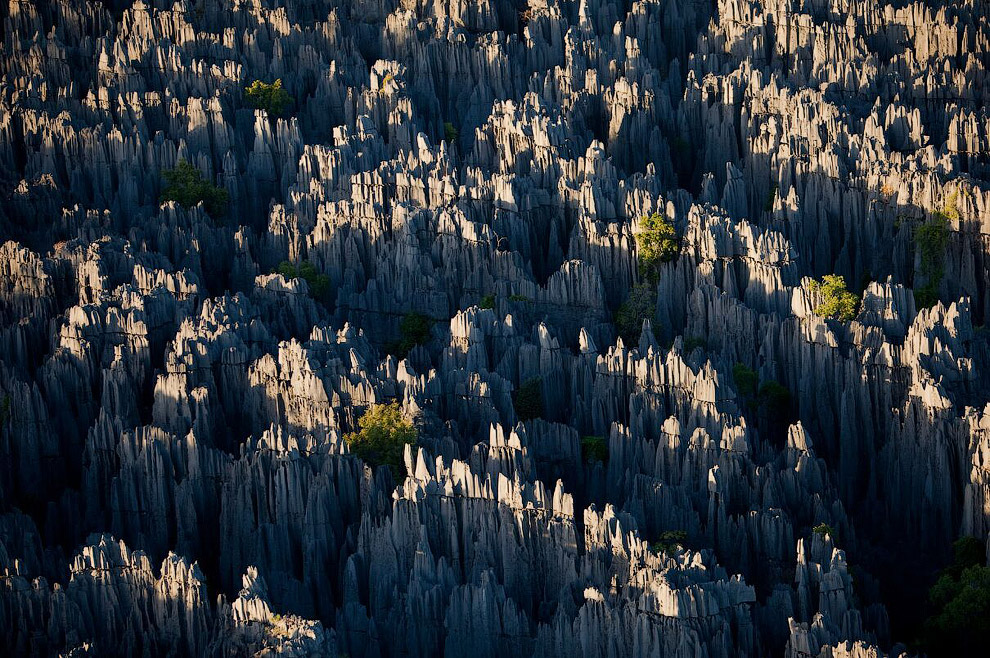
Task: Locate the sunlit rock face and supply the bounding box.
[0,0,988,656]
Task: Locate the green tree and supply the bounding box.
[245,79,294,117]
[615,283,656,346]
[388,312,433,358]
[758,380,792,419]
[732,363,758,400]
[683,336,706,352]
[922,537,990,655]
[443,122,458,143]
[344,402,418,476]
[275,260,330,300]
[635,212,679,283]
[914,193,954,309]
[480,294,495,309]
[160,160,229,218]
[581,435,608,464]
[812,523,834,539]
[514,377,544,421]
[809,274,859,321]
[651,530,688,555]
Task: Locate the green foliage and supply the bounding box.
[634,212,679,283]
[275,260,330,300]
[443,122,458,143]
[732,363,758,400]
[913,195,953,309]
[245,79,293,117]
[615,282,656,346]
[508,294,531,303]
[581,435,608,464]
[732,365,792,423]
[950,536,986,572]
[389,312,433,358]
[514,377,544,422]
[651,531,688,555]
[921,536,990,655]
[809,274,859,321]
[813,523,834,538]
[0,395,10,424]
[160,160,229,218]
[480,294,496,309]
[683,336,706,352]
[758,380,792,419]
[344,402,418,476]
[914,284,940,311]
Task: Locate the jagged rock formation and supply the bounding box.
[1,0,988,656]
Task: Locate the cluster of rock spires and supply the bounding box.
[1,0,988,655]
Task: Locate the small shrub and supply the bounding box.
[921,536,990,654]
[683,336,706,352]
[514,377,544,421]
[812,523,834,538]
[635,212,679,283]
[809,274,859,321]
[581,435,608,464]
[651,530,688,555]
[913,196,953,309]
[615,282,656,346]
[388,312,433,358]
[508,294,531,303]
[443,122,458,143]
[344,402,418,476]
[160,160,229,218]
[758,380,792,419]
[275,260,330,300]
[245,79,293,117]
[732,363,758,400]
[480,294,496,309]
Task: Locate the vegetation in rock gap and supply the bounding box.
[913,192,955,309]
[384,312,434,358]
[650,531,688,555]
[275,260,330,301]
[615,282,657,346]
[508,294,531,303]
[480,294,495,309]
[813,523,835,539]
[809,274,860,321]
[920,536,990,656]
[581,435,608,464]
[732,363,759,401]
[159,160,229,218]
[443,121,458,144]
[732,364,795,443]
[245,79,293,117]
[634,212,679,283]
[344,402,418,477]
[682,336,707,352]
[513,377,544,421]
[758,380,794,431]
[0,395,10,424]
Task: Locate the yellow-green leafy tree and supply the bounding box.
[344,402,418,477]
[245,79,293,117]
